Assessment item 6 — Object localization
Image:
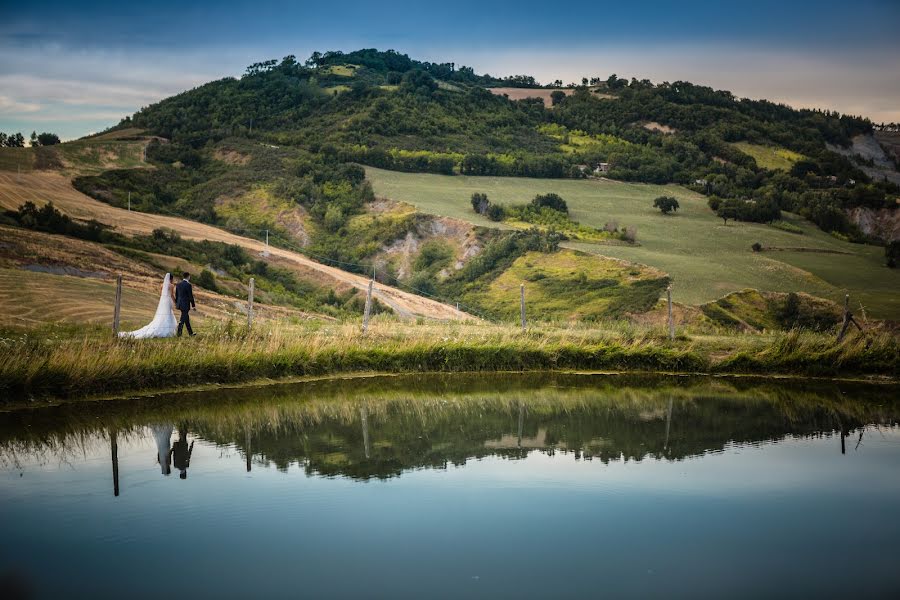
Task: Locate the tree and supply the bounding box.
[653,196,680,214]
[550,90,566,106]
[36,132,61,146]
[4,132,25,147]
[717,199,742,225]
[30,131,37,146]
[471,192,489,215]
[581,77,588,86]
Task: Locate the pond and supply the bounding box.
[1,373,899,598]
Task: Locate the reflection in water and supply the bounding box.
[1,373,898,494]
[152,425,173,476]
[1,373,899,598]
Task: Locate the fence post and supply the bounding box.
[362,279,374,333]
[520,283,526,332]
[836,293,862,343]
[247,277,255,329]
[667,286,675,341]
[112,274,122,336]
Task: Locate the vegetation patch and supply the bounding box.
[730,142,805,171]
[700,289,841,332]
[468,249,668,321]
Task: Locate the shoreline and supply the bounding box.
[2,319,896,407]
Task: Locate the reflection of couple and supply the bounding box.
[119,272,197,339]
[153,425,194,479]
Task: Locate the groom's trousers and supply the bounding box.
[177,309,194,336]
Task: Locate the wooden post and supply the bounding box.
[247,277,255,329]
[362,279,374,333]
[667,286,675,341]
[836,293,862,343]
[520,283,526,332]
[112,274,123,336]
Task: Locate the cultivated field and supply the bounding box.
[366,167,900,318]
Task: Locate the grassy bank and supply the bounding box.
[1,318,896,401]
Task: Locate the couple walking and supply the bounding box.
[118,272,197,339]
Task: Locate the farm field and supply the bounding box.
[366,167,900,318]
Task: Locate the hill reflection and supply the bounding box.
[1,373,898,481]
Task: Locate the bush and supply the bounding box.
[485,203,506,221]
[707,196,722,211]
[770,220,803,234]
[751,242,763,252]
[196,269,219,292]
[532,193,567,214]
[471,192,489,215]
[887,241,900,268]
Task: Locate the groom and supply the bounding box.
[174,272,196,337]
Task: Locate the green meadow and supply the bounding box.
[366,167,900,318]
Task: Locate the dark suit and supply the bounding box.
[174,279,196,336]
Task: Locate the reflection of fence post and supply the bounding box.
[667,286,674,341]
[245,427,251,472]
[360,407,370,459]
[112,274,123,336]
[362,279,374,333]
[110,429,119,497]
[247,277,255,329]
[520,284,526,332]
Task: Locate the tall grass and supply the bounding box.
[0,318,895,401]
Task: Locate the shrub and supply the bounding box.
[623,226,637,242]
[485,203,506,222]
[751,242,762,252]
[532,193,568,214]
[887,241,900,268]
[196,269,219,292]
[471,192,489,215]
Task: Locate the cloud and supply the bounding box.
[0,95,41,113]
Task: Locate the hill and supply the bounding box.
[2,48,898,325]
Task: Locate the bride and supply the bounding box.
[119,273,178,339]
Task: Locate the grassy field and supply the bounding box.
[366,167,900,318]
[730,142,805,171]
[0,138,146,176]
[0,317,895,401]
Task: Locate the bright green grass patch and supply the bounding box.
[321,64,358,77]
[731,141,805,171]
[324,85,351,95]
[366,167,900,318]
[769,220,804,234]
[468,249,668,321]
[538,123,632,154]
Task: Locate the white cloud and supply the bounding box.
[0,95,41,113]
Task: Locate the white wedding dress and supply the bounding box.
[119,273,178,339]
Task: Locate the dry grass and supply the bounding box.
[0,316,895,401]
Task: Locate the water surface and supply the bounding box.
[1,374,899,598]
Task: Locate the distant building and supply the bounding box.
[594,162,610,174]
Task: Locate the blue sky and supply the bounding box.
[2,0,898,139]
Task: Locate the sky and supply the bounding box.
[1,0,898,140]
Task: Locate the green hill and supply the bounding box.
[4,48,899,322]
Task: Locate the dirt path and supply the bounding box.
[0,171,471,321]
